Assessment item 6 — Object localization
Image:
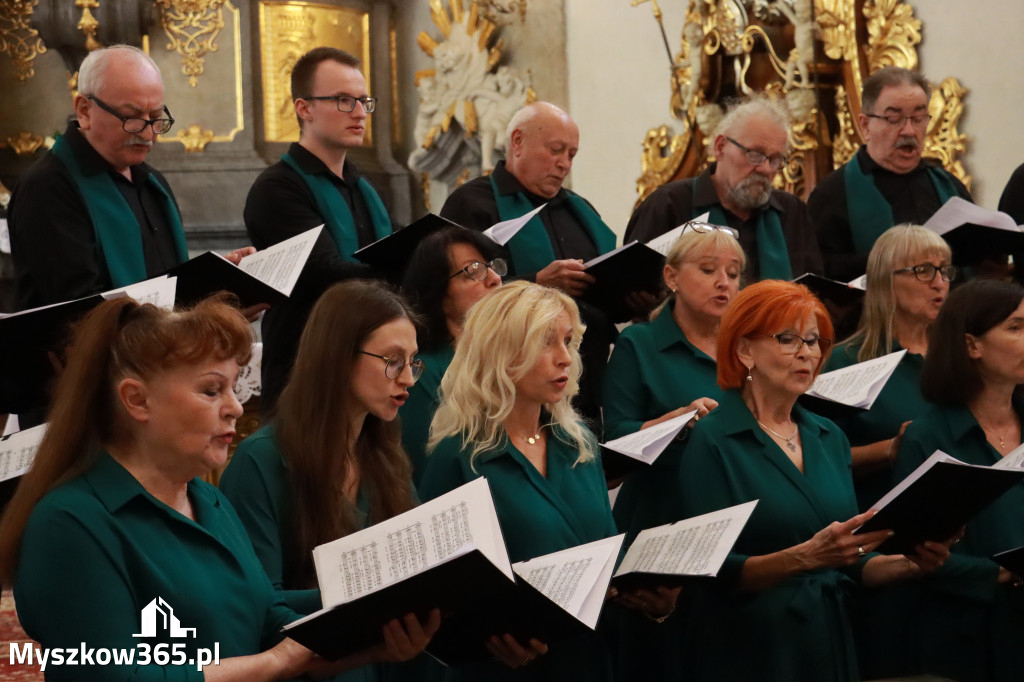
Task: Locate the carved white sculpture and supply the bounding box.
[680,21,705,109]
[774,0,815,89]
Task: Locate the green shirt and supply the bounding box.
[602,302,722,541]
[399,343,455,492]
[14,452,295,682]
[418,427,616,682]
[825,341,929,511]
[893,403,1024,682]
[677,390,863,682]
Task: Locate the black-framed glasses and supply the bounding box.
[448,258,508,281]
[864,112,932,129]
[302,94,376,113]
[86,95,174,134]
[358,350,424,381]
[681,220,739,239]
[892,262,957,282]
[770,332,832,356]
[725,137,788,171]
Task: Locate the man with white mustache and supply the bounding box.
[809,66,971,282]
[8,45,198,310]
[626,96,822,283]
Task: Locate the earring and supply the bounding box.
[746,367,753,383]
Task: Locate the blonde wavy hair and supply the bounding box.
[427,280,594,467]
[840,224,951,362]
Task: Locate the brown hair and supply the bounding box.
[291,47,362,129]
[0,296,253,583]
[274,280,417,588]
[861,66,930,113]
[717,280,833,389]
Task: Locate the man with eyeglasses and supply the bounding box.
[808,66,971,282]
[7,45,200,310]
[625,97,822,282]
[244,46,394,416]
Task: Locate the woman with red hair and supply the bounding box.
[675,280,951,682]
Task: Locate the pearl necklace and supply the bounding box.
[758,420,799,452]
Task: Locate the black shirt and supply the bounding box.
[8,121,181,309]
[624,164,823,283]
[808,147,972,281]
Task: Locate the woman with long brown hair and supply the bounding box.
[220,280,438,681]
[0,296,435,680]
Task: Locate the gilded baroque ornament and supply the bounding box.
[76,0,101,51]
[5,130,46,155]
[0,0,47,82]
[633,0,971,204]
[409,0,535,185]
[154,0,227,87]
[175,123,216,152]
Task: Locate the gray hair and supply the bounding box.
[713,96,791,143]
[861,67,930,113]
[78,45,162,96]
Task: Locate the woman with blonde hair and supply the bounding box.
[825,224,954,509]
[602,222,743,680]
[0,296,435,680]
[420,281,663,681]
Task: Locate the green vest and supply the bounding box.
[281,153,391,260]
[51,134,188,288]
[489,174,617,274]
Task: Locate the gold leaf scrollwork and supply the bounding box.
[154,0,226,87]
[863,0,920,72]
[175,123,216,152]
[831,85,860,169]
[778,91,820,198]
[6,130,46,155]
[924,77,970,190]
[0,0,48,82]
[814,0,858,62]
[76,0,101,51]
[637,125,689,206]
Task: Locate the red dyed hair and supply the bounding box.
[717,280,834,389]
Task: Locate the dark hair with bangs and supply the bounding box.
[401,226,502,350]
[0,295,253,583]
[921,279,1024,406]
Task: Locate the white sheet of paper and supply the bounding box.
[847,274,867,290]
[644,211,712,256]
[0,422,47,483]
[0,218,9,255]
[601,410,697,465]
[312,477,510,609]
[483,204,547,245]
[238,225,322,295]
[806,349,907,409]
[615,500,757,579]
[513,534,623,628]
[102,276,178,309]
[923,196,1021,235]
[992,442,1024,470]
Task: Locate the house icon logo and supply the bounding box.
[132,597,197,638]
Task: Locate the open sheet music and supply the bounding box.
[924,196,1020,235]
[0,422,46,483]
[102,276,178,309]
[806,349,906,410]
[237,225,321,296]
[856,450,1024,553]
[612,500,756,590]
[993,442,1024,471]
[602,411,697,466]
[513,535,622,628]
[644,211,712,256]
[483,204,546,245]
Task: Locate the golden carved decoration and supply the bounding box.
[257,2,372,144]
[76,0,101,51]
[154,0,227,87]
[456,167,472,186]
[638,125,690,206]
[420,173,432,212]
[864,0,920,72]
[5,130,46,155]
[924,77,970,190]
[831,85,860,169]
[815,0,859,62]
[175,123,216,152]
[0,0,47,82]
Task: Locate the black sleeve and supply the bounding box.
[438,179,501,231]
[243,166,373,297]
[624,183,691,244]
[781,196,824,277]
[808,170,865,282]
[8,159,109,309]
[999,165,1024,223]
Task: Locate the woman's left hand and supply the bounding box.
[376,609,442,662]
[903,540,951,575]
[612,585,681,620]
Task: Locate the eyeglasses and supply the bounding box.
[448,258,508,281]
[681,220,739,239]
[302,94,376,113]
[86,95,175,134]
[864,112,932,129]
[725,137,788,171]
[770,333,832,356]
[358,351,424,381]
[892,263,957,282]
